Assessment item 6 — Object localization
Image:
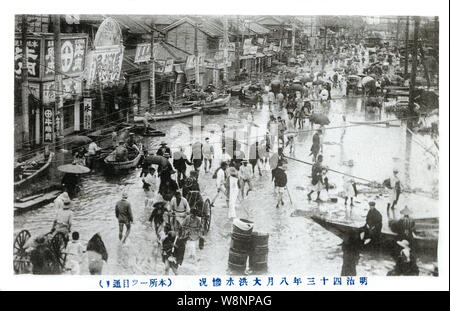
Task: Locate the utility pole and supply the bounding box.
[404,16,409,77]
[194,23,200,88]
[20,15,30,150]
[409,16,420,112]
[53,14,64,141]
[150,21,156,109]
[322,26,327,70]
[291,19,296,57]
[223,17,229,84]
[396,16,400,50]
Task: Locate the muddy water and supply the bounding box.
[14,87,439,276]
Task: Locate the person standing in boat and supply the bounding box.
[389,206,417,246]
[386,168,402,217]
[362,201,382,247]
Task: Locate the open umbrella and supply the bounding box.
[58,164,91,174]
[361,76,375,85]
[146,155,170,168]
[66,135,92,149]
[309,113,330,125]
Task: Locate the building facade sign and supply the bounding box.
[93,17,122,47]
[83,98,92,130]
[85,46,124,88]
[43,37,87,78]
[14,38,41,79]
[43,107,54,142]
[42,78,82,104]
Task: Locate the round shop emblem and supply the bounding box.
[44,109,53,119]
[61,41,74,72]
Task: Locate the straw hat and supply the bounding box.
[122,192,128,199]
[397,239,410,249]
[393,168,399,174]
[400,206,412,216]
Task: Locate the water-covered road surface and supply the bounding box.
[14,83,439,276]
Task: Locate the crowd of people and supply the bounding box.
[21,40,433,277]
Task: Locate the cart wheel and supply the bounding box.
[51,232,67,269]
[13,230,31,274]
[202,199,211,234]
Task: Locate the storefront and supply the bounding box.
[14,33,88,146]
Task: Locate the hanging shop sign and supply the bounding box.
[14,37,41,79]
[85,46,124,88]
[94,17,122,47]
[43,107,54,143]
[83,98,92,130]
[134,43,153,63]
[42,78,82,104]
[43,37,87,78]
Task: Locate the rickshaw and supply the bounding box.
[13,229,68,274]
[181,175,212,235]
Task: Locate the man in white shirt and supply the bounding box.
[211,161,228,207]
[239,160,253,198]
[88,141,101,156]
[202,137,214,173]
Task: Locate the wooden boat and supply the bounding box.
[134,107,201,123]
[14,152,54,188]
[182,94,231,110]
[203,106,230,115]
[104,150,143,171]
[14,190,62,214]
[311,215,438,257]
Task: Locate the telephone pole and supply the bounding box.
[291,19,296,57]
[53,14,64,140]
[409,16,420,112]
[396,16,400,49]
[150,22,156,109]
[223,17,229,84]
[20,15,30,150]
[404,16,409,77]
[194,23,200,88]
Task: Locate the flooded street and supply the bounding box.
[14,85,439,276]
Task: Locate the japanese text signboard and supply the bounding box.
[14,38,41,79]
[43,38,87,78]
[83,98,92,130]
[134,43,152,63]
[42,78,82,104]
[85,46,124,88]
[43,107,54,143]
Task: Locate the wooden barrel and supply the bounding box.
[249,232,269,272]
[228,248,248,274]
[232,218,254,235]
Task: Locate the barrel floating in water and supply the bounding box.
[249,232,269,273]
[228,248,248,274]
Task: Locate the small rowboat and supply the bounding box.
[311,215,438,257]
[203,106,229,115]
[134,107,201,123]
[14,152,54,188]
[104,151,143,172]
[183,94,231,110]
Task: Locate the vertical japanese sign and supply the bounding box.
[14,38,41,79]
[85,46,124,88]
[43,37,87,78]
[83,98,92,130]
[164,59,174,73]
[43,107,54,143]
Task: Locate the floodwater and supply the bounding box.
[14,75,439,276]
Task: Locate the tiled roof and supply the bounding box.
[163,17,225,37]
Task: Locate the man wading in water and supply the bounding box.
[115,192,133,244]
